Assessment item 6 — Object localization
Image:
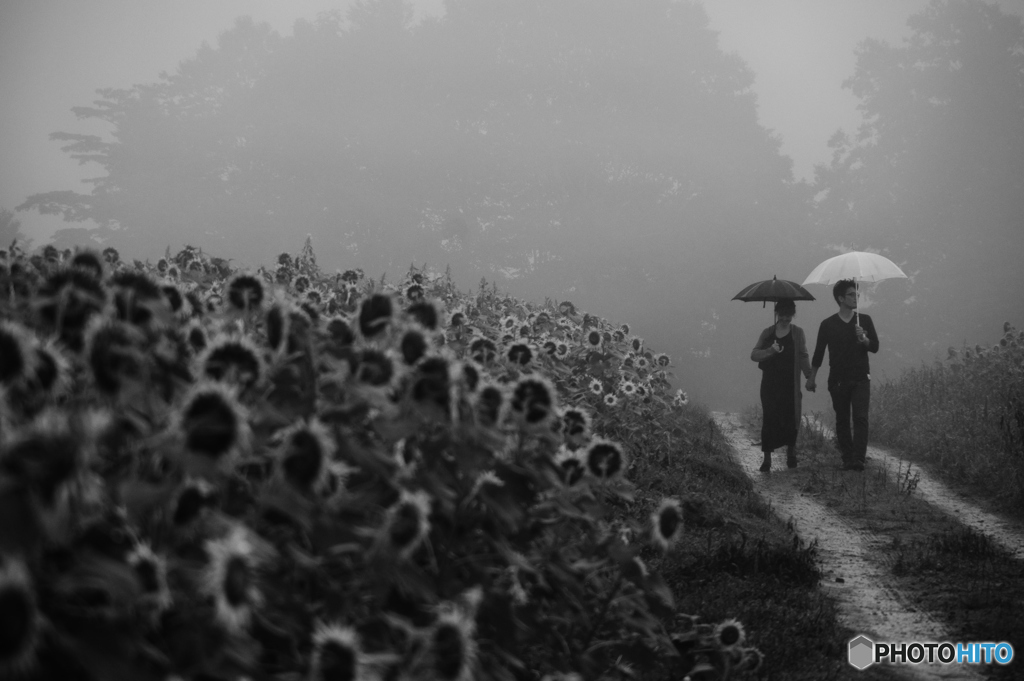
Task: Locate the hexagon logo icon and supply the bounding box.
[848,635,875,670]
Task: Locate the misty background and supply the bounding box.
[2,0,1023,414]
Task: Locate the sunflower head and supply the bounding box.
[407,299,441,331]
[277,418,336,493]
[310,624,363,681]
[383,489,432,560]
[0,555,41,676]
[474,383,507,429]
[651,498,684,550]
[352,348,398,388]
[399,325,431,365]
[292,274,311,294]
[84,317,148,396]
[358,293,395,340]
[110,270,166,327]
[469,337,498,365]
[509,375,557,427]
[585,439,627,480]
[225,272,265,311]
[33,267,107,350]
[555,448,586,486]
[201,525,269,635]
[0,321,37,387]
[714,619,745,649]
[69,249,105,280]
[585,330,602,348]
[506,342,533,367]
[198,334,264,392]
[177,382,250,469]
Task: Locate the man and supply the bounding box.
[806,279,879,471]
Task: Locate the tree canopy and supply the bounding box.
[812,0,1024,353]
[19,0,809,409]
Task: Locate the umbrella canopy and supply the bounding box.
[732,276,816,304]
[802,251,907,325]
[802,251,907,286]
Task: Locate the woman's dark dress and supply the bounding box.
[760,328,797,452]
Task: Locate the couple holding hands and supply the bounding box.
[750,278,879,472]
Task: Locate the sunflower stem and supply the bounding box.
[580,570,624,656]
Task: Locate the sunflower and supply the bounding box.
[408,355,453,417]
[585,330,602,349]
[585,439,628,480]
[310,623,374,681]
[69,249,105,280]
[588,379,603,396]
[469,337,498,365]
[499,315,517,331]
[127,543,173,616]
[541,339,558,356]
[0,320,37,388]
[225,272,265,311]
[407,299,441,331]
[509,375,557,427]
[618,379,637,397]
[404,283,425,302]
[713,619,745,650]
[398,325,431,366]
[380,489,432,560]
[84,317,148,397]
[353,348,399,389]
[168,478,218,531]
[197,334,265,392]
[357,293,395,340]
[102,246,120,265]
[183,319,209,355]
[554,342,570,360]
[650,498,684,550]
[447,308,467,328]
[655,353,671,367]
[276,418,336,494]
[176,381,251,471]
[423,596,479,681]
[620,323,630,335]
[473,383,507,429]
[292,274,312,295]
[630,337,643,353]
[672,389,689,407]
[506,342,534,367]
[603,393,618,407]
[559,407,591,441]
[555,447,586,486]
[201,525,269,635]
[0,555,42,677]
[110,270,165,327]
[33,267,107,351]
[738,647,764,672]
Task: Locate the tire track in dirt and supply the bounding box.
[814,419,1024,561]
[714,411,985,681]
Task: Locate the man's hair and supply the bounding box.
[833,279,856,304]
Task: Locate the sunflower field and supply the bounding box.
[0,238,761,681]
[871,321,1024,510]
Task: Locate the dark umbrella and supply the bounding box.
[732,275,816,308]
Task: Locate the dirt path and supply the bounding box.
[714,411,989,680]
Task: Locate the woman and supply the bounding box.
[749,299,812,471]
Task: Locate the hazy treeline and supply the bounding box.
[17,0,1024,409]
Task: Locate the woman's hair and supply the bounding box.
[774,299,796,315]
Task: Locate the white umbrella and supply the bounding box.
[802,251,907,325]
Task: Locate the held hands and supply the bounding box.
[805,377,816,392]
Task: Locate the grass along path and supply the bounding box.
[714,411,996,680]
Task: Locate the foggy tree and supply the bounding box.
[19,1,802,286]
[1,208,30,250]
[19,0,806,408]
[812,0,1024,348]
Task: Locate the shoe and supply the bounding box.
[759,453,771,472]
[786,447,797,468]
